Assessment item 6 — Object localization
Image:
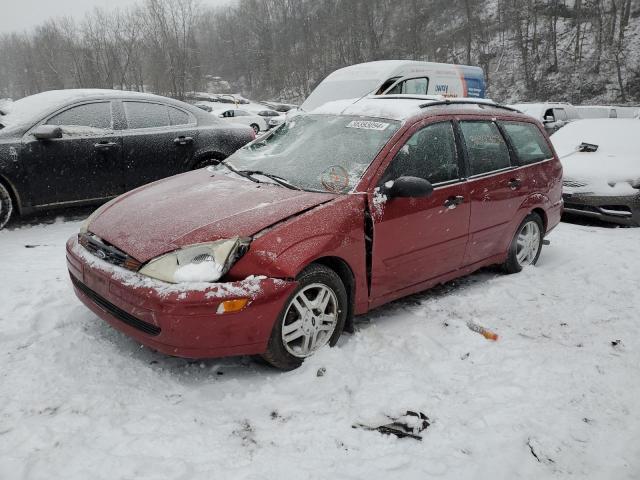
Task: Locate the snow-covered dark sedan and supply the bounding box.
[0,89,255,229]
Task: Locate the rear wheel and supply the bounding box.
[0,182,13,230]
[250,123,260,135]
[503,213,544,273]
[262,264,347,370]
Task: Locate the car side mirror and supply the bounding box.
[33,125,63,140]
[543,115,555,123]
[384,176,434,198]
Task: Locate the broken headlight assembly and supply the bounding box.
[139,237,251,284]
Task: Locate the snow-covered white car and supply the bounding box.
[214,108,268,134]
[551,119,640,226]
[256,109,285,129]
[510,102,580,134]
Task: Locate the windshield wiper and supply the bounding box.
[216,160,261,184]
[239,170,303,191]
[217,160,301,190]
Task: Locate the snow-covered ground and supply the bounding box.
[1,214,639,479]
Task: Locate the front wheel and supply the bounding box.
[0,183,14,230]
[503,213,544,273]
[262,264,347,370]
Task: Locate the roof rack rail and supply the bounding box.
[418,99,520,113]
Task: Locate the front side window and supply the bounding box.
[48,102,112,130]
[386,77,429,95]
[234,110,250,117]
[543,109,555,122]
[382,121,459,185]
[226,114,400,192]
[124,102,170,129]
[500,122,552,165]
[459,121,511,175]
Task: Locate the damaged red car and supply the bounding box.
[67,96,563,370]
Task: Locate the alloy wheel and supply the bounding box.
[281,283,339,358]
[516,220,541,266]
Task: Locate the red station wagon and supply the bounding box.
[67,96,563,370]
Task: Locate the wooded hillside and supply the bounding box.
[1,0,638,104]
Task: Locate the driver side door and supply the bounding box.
[369,119,471,304]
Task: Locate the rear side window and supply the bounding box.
[168,106,191,126]
[48,102,112,129]
[383,121,459,185]
[124,102,170,129]
[500,122,553,165]
[459,121,511,175]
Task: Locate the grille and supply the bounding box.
[563,179,588,188]
[79,233,142,271]
[71,274,161,336]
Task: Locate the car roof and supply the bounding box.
[310,95,525,122]
[324,60,483,82]
[0,89,197,130]
[510,102,575,117]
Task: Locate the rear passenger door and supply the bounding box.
[120,101,197,190]
[459,120,525,265]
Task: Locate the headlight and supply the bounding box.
[139,237,250,283]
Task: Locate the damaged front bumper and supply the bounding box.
[66,236,297,358]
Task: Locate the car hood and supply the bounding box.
[88,169,337,262]
[553,119,640,195]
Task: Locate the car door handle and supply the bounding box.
[174,136,193,146]
[508,178,522,190]
[94,141,118,151]
[444,195,465,208]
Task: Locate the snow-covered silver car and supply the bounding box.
[551,119,640,226]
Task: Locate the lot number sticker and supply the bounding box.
[346,120,390,131]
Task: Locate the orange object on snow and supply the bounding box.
[467,321,499,341]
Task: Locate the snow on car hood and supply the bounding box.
[88,169,336,263]
[551,119,640,195]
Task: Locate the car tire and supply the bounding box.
[250,123,260,135]
[0,182,14,230]
[502,212,544,274]
[262,264,348,371]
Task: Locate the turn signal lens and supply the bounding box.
[216,298,249,314]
